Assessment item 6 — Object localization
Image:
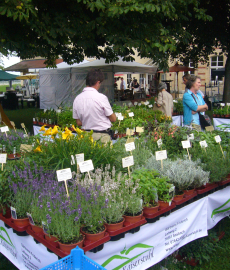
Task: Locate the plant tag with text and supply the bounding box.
[227,103,230,106]
[11,206,17,219]
[182,140,191,148]
[220,103,225,107]
[157,138,162,148]
[134,102,138,106]
[148,104,153,108]
[0,126,9,133]
[20,144,32,152]
[115,112,122,117]
[42,221,48,233]
[27,213,35,225]
[78,160,94,173]
[118,115,124,121]
[205,126,214,132]
[56,168,72,182]
[0,154,7,163]
[145,101,150,105]
[187,133,194,141]
[155,150,167,161]
[138,103,142,106]
[200,140,208,148]
[128,112,134,117]
[214,135,221,143]
[136,127,144,133]
[115,130,118,134]
[126,128,134,136]
[71,153,84,165]
[125,142,135,152]
[122,156,134,168]
[56,109,61,113]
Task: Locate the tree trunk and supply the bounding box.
[223,54,230,102]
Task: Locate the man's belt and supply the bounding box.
[85,129,110,134]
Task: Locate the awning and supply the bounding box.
[0,70,19,81]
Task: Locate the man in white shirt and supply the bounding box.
[120,78,126,90]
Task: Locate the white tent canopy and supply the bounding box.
[39,57,157,109]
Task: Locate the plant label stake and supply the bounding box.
[56,168,72,197]
[21,123,28,136]
[78,160,94,180]
[118,115,123,127]
[0,153,6,171]
[199,140,208,153]
[27,213,35,225]
[148,104,153,108]
[126,128,134,139]
[71,153,84,174]
[0,126,9,137]
[128,112,134,119]
[10,121,16,132]
[134,102,138,106]
[125,141,135,155]
[155,150,167,170]
[10,206,17,219]
[122,156,134,177]
[182,140,191,160]
[214,135,225,158]
[136,127,144,134]
[205,126,214,132]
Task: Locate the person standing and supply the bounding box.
[183,73,204,97]
[183,75,208,126]
[155,82,173,117]
[120,78,126,90]
[73,69,116,143]
[131,79,140,94]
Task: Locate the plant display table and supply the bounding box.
[1,186,230,270]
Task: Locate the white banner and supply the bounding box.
[87,197,208,270]
[213,118,230,132]
[0,221,58,270]
[172,115,182,126]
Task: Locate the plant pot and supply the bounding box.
[105,218,125,232]
[173,193,184,201]
[80,225,106,242]
[158,200,170,210]
[12,217,30,227]
[44,232,58,243]
[123,212,143,224]
[143,204,159,215]
[58,235,84,252]
[213,114,216,117]
[38,122,44,126]
[31,224,43,234]
[183,189,195,196]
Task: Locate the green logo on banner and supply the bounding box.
[0,226,15,248]
[101,243,154,270]
[211,198,230,218]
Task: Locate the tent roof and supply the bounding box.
[4,59,63,72]
[0,70,19,81]
[56,60,89,68]
[71,57,157,73]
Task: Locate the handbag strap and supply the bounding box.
[191,94,201,116]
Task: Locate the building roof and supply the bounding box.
[4,59,63,72]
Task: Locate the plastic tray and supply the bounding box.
[40,246,106,270]
[143,201,176,220]
[26,226,110,257]
[196,183,218,194]
[218,178,230,186]
[107,216,146,237]
[0,214,29,232]
[173,192,197,206]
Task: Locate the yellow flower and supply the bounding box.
[39,125,46,131]
[43,127,52,136]
[62,132,73,140]
[90,136,93,143]
[34,146,42,152]
[72,125,83,135]
[51,125,59,135]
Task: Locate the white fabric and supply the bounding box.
[172,115,183,126]
[213,118,230,132]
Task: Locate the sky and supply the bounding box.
[2,55,20,75]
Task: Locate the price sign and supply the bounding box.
[0,154,7,163]
[122,156,134,168]
[157,139,162,148]
[118,115,124,121]
[148,105,153,108]
[200,140,208,148]
[134,102,138,106]
[187,133,194,140]
[0,126,9,132]
[125,142,135,152]
[182,140,191,148]
[56,168,72,182]
[71,153,84,165]
[136,127,144,133]
[78,160,94,173]
[205,126,214,132]
[128,112,134,117]
[155,150,167,161]
[220,103,225,107]
[214,135,221,143]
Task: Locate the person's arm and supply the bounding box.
[196,104,208,112]
[76,119,82,126]
[108,113,116,122]
[157,92,163,107]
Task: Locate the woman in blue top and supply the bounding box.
[183,75,208,126]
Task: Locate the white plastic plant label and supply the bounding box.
[220,103,225,107]
[157,138,163,148]
[11,206,17,219]
[125,142,135,152]
[182,140,191,148]
[200,140,208,148]
[122,156,134,168]
[136,127,144,133]
[148,104,153,108]
[71,153,84,165]
[187,133,194,140]
[115,130,118,134]
[56,109,61,113]
[118,115,124,121]
[138,103,142,106]
[214,135,221,143]
[128,112,134,117]
[78,160,94,173]
[27,213,35,225]
[155,150,167,161]
[56,168,72,182]
[145,101,150,105]
[115,112,122,117]
[173,100,178,103]
[227,103,230,106]
[0,154,7,163]
[134,102,138,106]
[0,126,9,132]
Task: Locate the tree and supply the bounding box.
[0,0,210,68]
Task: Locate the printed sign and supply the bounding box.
[118,115,124,121]
[205,126,214,132]
[78,160,94,173]
[128,112,134,117]
[0,126,9,132]
[122,156,134,168]
[136,127,144,133]
[0,154,7,163]
[56,168,72,182]
[155,150,167,161]
[200,140,208,148]
[71,153,84,165]
[148,104,153,108]
[181,140,191,148]
[125,142,135,152]
[214,135,221,143]
[220,103,225,107]
[126,128,134,136]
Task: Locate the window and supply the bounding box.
[188,60,195,75]
[210,55,224,81]
[139,74,144,85]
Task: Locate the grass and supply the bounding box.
[0,83,21,93]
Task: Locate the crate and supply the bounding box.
[40,246,106,270]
